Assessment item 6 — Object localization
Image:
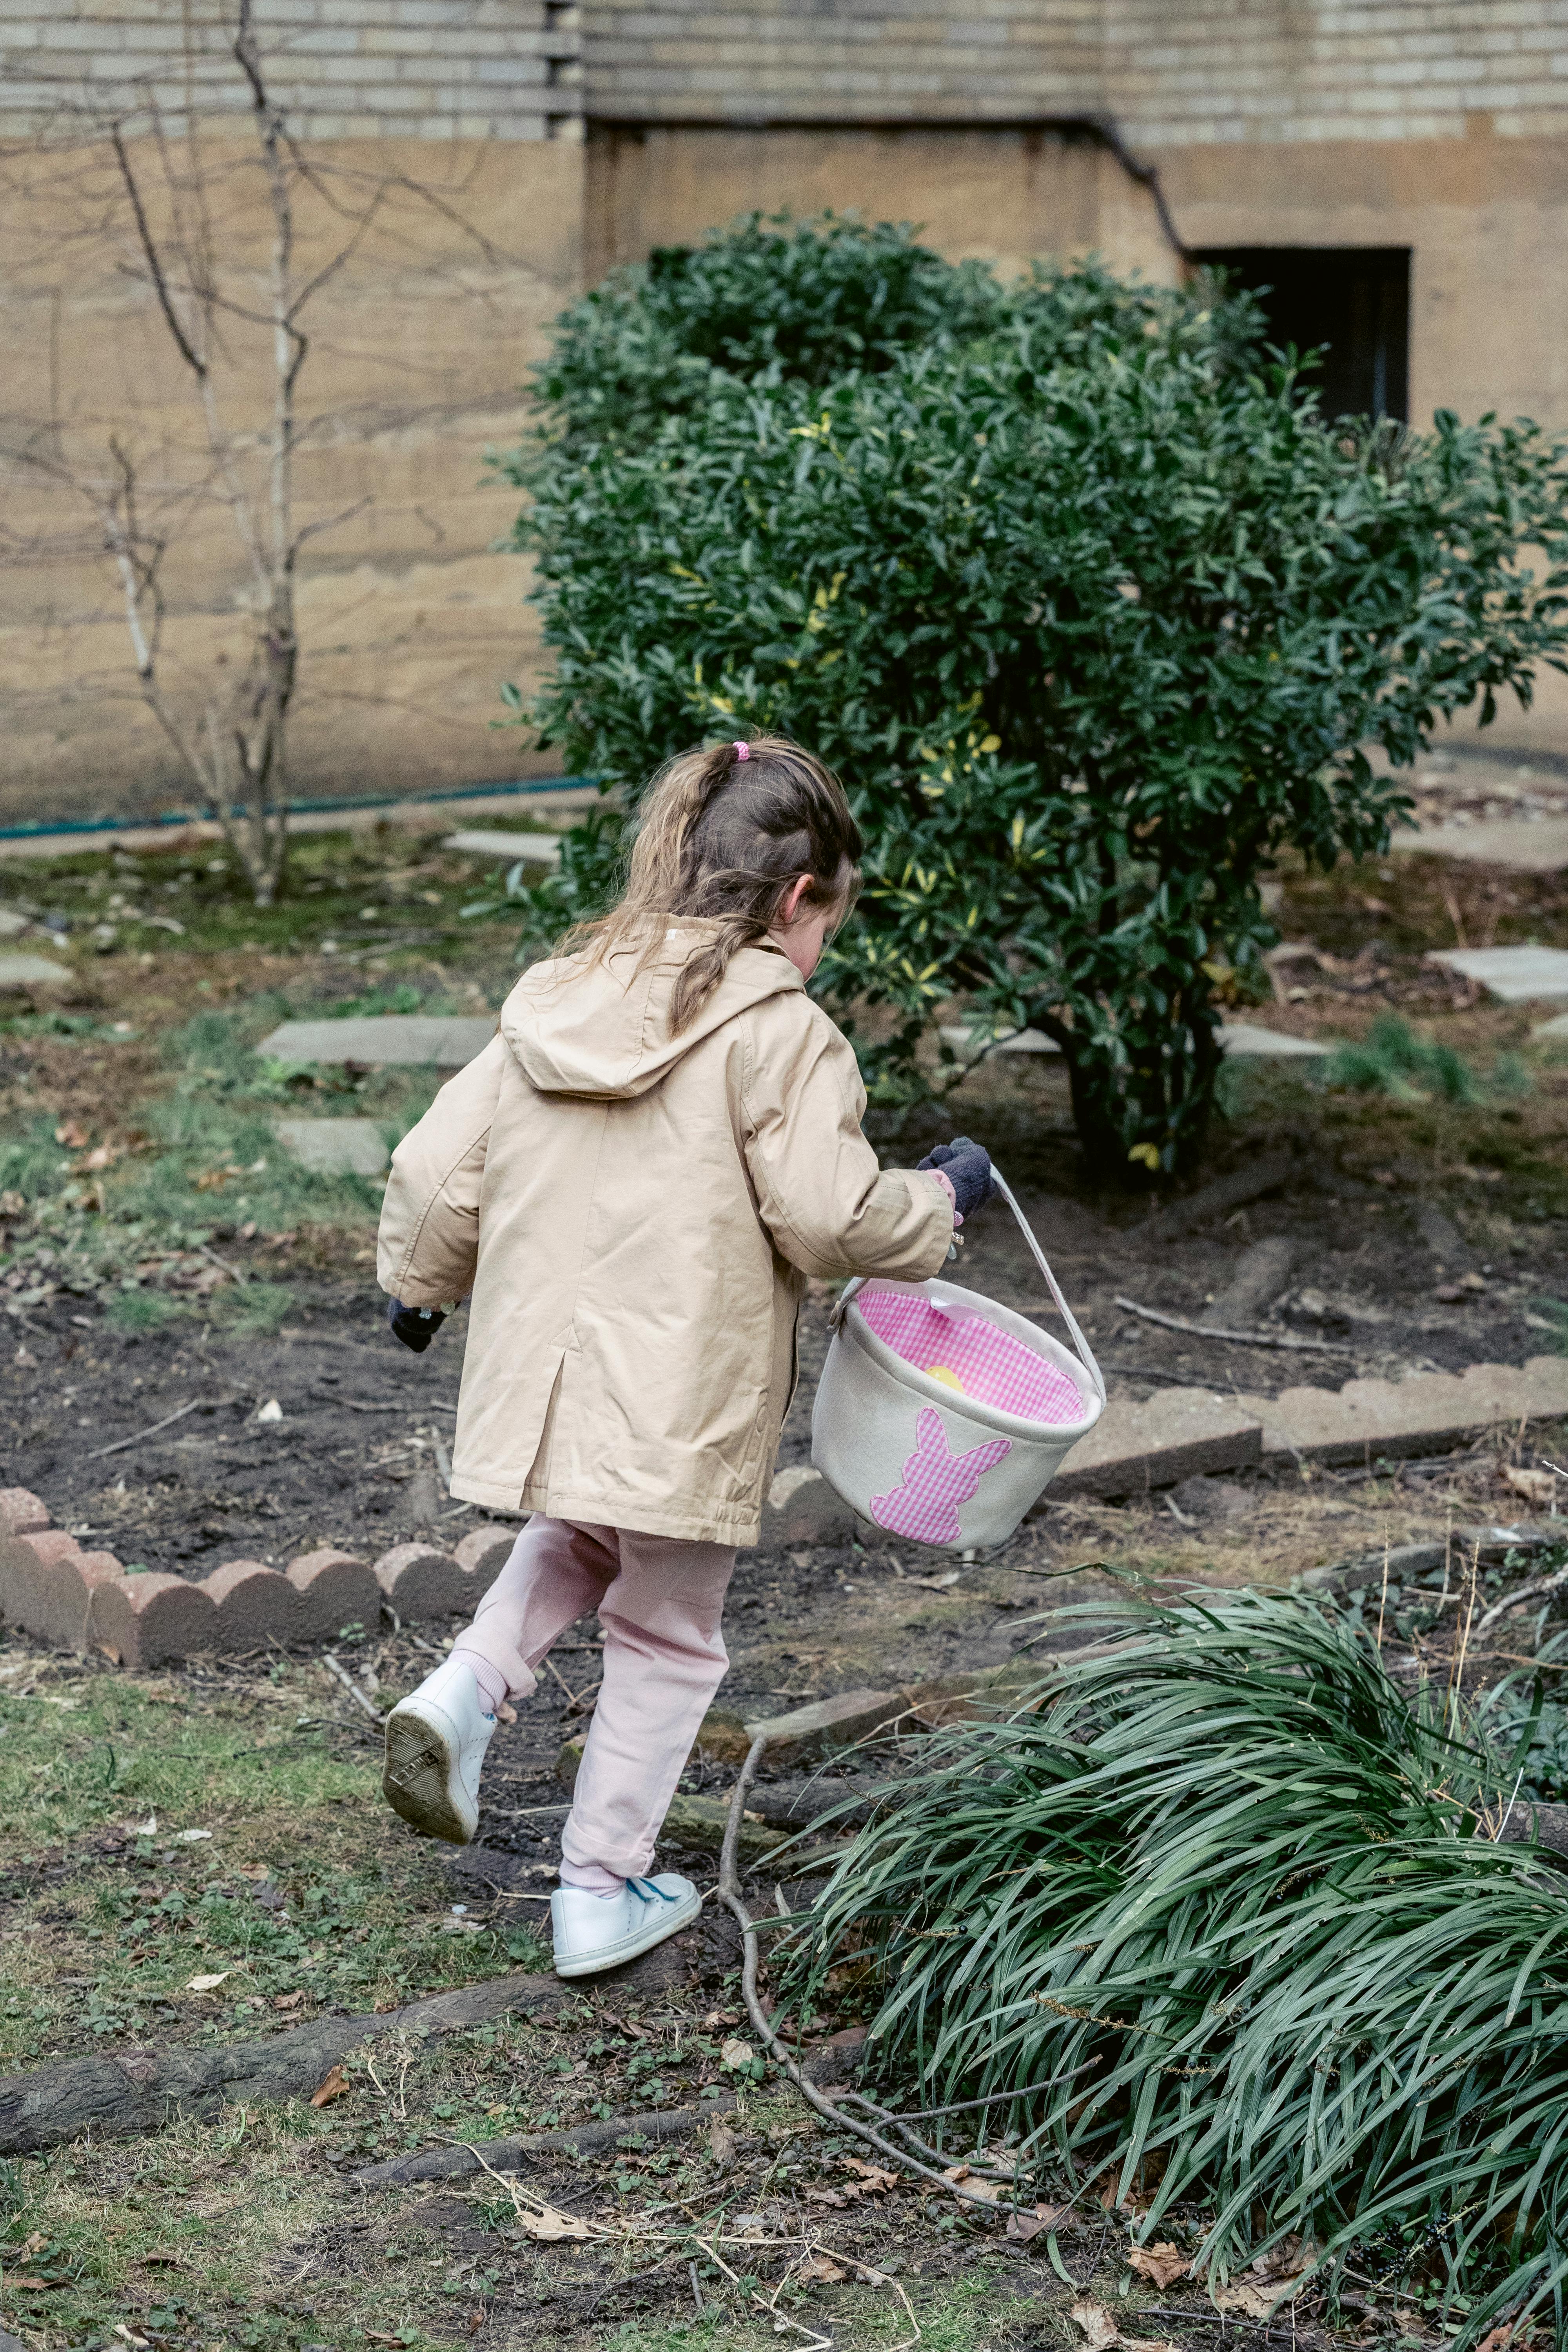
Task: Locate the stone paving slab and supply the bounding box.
[441,830,561,865]
[0,953,70,990]
[1236,1355,1568,1467]
[1395,817,1568,873]
[1426,945,1568,1003]
[273,1118,390,1177]
[1050,1388,1263,1499]
[939,1022,1327,1062]
[256,1015,495,1068]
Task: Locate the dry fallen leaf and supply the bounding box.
[1007,2202,1069,2244]
[1503,1463,1557,1510]
[720,2037,753,2070]
[804,2188,848,2209]
[273,1990,307,2012]
[1474,2327,1515,2352]
[942,2163,1002,2203]
[842,2157,900,2190]
[708,2120,736,2166]
[510,2203,595,2243]
[1210,2273,1308,2320]
[185,1971,229,1994]
[1069,2299,1122,2350]
[1127,2241,1192,2289]
[796,2252,847,2284]
[310,2063,351,2109]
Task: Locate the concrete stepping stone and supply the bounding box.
[1051,1387,1263,1499]
[1237,1355,1568,1466]
[1395,817,1568,873]
[273,1118,389,1178]
[939,1022,1327,1062]
[1216,1023,1328,1060]
[441,831,561,866]
[256,1015,495,1068]
[1532,1011,1568,1043]
[0,953,70,991]
[1426,945,1568,1003]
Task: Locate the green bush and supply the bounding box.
[501,216,1568,1174]
[779,1591,1568,2343]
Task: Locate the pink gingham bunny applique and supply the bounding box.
[869,1406,1012,1546]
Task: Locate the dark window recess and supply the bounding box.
[1193,247,1410,424]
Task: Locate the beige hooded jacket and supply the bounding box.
[376,925,953,1544]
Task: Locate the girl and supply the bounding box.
[376,735,995,1978]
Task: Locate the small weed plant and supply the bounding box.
[1321,1013,1532,1105]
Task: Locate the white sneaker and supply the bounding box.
[382,1655,497,1845]
[550,1873,701,1978]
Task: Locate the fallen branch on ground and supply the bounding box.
[0,1970,559,2155]
[348,2094,736,2189]
[85,1398,200,1460]
[1475,1564,1568,1639]
[1112,1296,1353,1356]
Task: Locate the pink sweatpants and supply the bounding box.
[453,1516,736,1880]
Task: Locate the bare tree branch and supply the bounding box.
[109,119,205,381]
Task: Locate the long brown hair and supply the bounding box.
[566,735,862,1032]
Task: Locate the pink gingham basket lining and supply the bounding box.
[856,1289,1086,1428]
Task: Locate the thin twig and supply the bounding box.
[322,1651,385,1724]
[1476,1564,1568,1641]
[1112,1297,1354,1357]
[85,1397,200,1459]
[718,1739,1037,2218]
[196,1238,247,1287]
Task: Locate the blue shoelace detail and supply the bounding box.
[626,1877,677,1904]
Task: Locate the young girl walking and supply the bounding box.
[376,735,995,1978]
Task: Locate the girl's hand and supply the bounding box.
[387,1296,447,1354]
[917,1137,996,1221]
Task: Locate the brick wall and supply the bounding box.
[1106,1,1568,147]
[5,3,1566,145]
[0,1,584,141]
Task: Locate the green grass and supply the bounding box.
[1321,1013,1529,1105]
[0,1657,547,2069]
[783,1589,1568,2348]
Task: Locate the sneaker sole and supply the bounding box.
[382,1700,476,1846]
[552,1886,702,1978]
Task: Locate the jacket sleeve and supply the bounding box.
[739,995,954,1282]
[376,1034,506,1309]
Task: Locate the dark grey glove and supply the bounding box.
[917,1136,996,1222]
[387,1296,446,1354]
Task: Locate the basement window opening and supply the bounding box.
[1192,245,1410,425]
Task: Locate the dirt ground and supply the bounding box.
[2,820,1568,2352]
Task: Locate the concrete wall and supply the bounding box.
[3,0,1568,819]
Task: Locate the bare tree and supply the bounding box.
[2,2,506,904]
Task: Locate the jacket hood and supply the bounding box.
[500,925,805,1099]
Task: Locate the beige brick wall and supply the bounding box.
[1106,1,1568,148]
[0,1,584,140]
[578,0,1568,141]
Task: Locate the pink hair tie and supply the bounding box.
[733,740,750,760]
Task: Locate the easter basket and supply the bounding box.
[810,1172,1105,1550]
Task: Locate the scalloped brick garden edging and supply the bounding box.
[0,1489,519,1671]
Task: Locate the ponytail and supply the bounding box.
[563,735,862,1032]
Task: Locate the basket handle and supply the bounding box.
[990,1170,1105,1405]
[830,1167,1106,1407]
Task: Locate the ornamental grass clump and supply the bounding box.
[780,1591,1568,2343]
